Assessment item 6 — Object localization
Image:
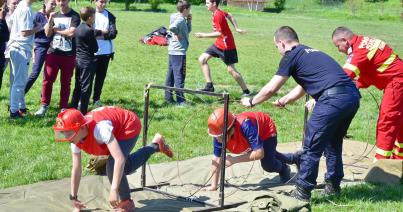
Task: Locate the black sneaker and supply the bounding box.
[322,180,341,197]
[200,85,214,92]
[10,111,24,119]
[279,164,291,183]
[289,186,311,202]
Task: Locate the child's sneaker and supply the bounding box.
[34,105,49,117]
[10,111,24,119]
[115,199,135,212]
[94,100,103,108]
[152,133,173,158]
[200,84,214,92]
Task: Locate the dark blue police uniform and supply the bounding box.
[276,45,360,192]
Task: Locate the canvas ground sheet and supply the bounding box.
[0,140,375,211]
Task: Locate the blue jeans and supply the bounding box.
[260,136,291,173]
[106,136,157,200]
[297,86,360,192]
[25,43,49,94]
[165,55,186,104]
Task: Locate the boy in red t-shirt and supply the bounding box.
[195,0,250,97]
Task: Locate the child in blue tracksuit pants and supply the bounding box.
[164,0,191,105]
[25,0,56,94]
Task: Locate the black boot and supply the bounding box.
[322,180,341,196]
[290,185,311,202]
[279,164,291,183]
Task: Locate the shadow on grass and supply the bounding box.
[118,6,168,13]
[312,182,403,204]
[263,7,284,13]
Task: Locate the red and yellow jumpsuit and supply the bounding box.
[343,35,403,160]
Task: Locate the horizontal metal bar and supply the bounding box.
[130,182,170,192]
[147,84,225,97]
[134,187,218,207]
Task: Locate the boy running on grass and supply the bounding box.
[195,0,250,97]
[164,0,191,105]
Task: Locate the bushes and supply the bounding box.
[149,0,162,10]
[274,0,286,10]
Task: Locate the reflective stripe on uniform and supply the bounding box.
[366,39,384,60]
[377,53,397,73]
[376,148,393,157]
[343,63,360,77]
[395,140,403,148]
[393,148,403,157]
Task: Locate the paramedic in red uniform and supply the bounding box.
[202,108,294,191]
[53,106,174,211]
[332,26,403,160]
[195,0,250,97]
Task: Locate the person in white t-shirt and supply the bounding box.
[91,0,117,107]
[7,0,40,118]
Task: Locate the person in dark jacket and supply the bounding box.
[70,6,98,114]
[0,0,10,90]
[91,0,117,107]
[24,0,56,94]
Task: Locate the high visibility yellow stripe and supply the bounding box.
[343,63,360,77]
[376,148,393,157]
[393,149,403,157]
[366,39,383,60]
[377,54,397,73]
[395,140,403,148]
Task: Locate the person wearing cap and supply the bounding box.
[241,26,360,201]
[53,106,174,211]
[203,108,294,191]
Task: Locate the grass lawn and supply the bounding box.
[0,1,402,211]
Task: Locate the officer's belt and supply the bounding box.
[320,86,353,97]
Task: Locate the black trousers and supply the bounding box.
[71,58,95,114]
[93,54,112,102]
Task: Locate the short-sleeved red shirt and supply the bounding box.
[212,9,236,50]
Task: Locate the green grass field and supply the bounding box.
[0,1,402,210]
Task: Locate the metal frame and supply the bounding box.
[133,84,246,211]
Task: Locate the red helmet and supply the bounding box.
[53,109,91,142]
[207,108,235,137]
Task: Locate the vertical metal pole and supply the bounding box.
[141,85,150,187]
[219,93,230,207]
[302,94,309,145]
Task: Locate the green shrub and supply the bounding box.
[364,0,388,2]
[274,0,286,9]
[149,0,161,10]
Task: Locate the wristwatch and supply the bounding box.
[69,194,78,201]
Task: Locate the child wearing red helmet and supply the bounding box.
[53,106,173,211]
[203,108,296,191]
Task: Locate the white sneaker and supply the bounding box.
[94,100,103,108]
[34,105,49,117]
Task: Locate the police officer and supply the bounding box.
[241,26,360,201]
